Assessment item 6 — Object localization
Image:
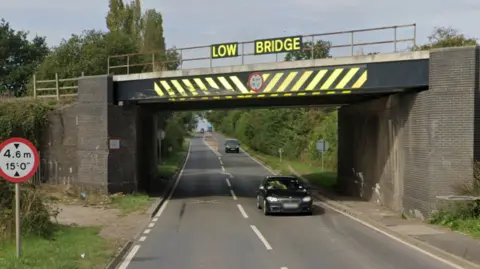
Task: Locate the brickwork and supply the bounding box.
[107,104,138,193]
[75,76,111,192]
[338,46,479,218]
[40,104,78,185]
[73,75,159,194]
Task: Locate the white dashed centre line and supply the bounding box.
[143,229,151,234]
[139,236,147,242]
[230,190,238,200]
[152,217,158,222]
[225,178,231,187]
[250,225,272,250]
[280,267,288,269]
[219,159,223,165]
[237,204,249,218]
[148,222,155,228]
[221,166,225,172]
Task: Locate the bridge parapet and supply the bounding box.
[107,24,417,74]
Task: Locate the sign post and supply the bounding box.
[316,140,329,172]
[278,148,284,163]
[0,137,40,258]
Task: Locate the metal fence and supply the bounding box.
[108,23,417,74]
[33,73,84,100]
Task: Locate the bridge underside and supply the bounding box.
[138,88,426,111]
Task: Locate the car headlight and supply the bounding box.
[302,196,312,202]
[266,196,278,202]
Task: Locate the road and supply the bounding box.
[119,134,455,269]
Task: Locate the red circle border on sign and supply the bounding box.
[248,72,265,93]
[0,137,40,183]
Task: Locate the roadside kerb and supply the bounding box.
[105,139,192,269]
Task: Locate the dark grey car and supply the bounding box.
[256,175,313,215]
[224,139,240,153]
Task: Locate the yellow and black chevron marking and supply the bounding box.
[153,66,367,99]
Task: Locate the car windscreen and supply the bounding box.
[265,178,303,190]
[225,140,238,146]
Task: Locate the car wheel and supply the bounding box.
[256,196,261,209]
[236,149,239,153]
[263,200,269,215]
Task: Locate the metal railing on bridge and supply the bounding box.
[32,72,84,100]
[108,23,417,75]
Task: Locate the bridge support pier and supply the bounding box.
[76,75,158,194]
[338,46,480,218]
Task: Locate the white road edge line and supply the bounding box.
[318,201,467,269]
[219,160,223,165]
[230,190,238,200]
[139,236,146,242]
[239,137,469,269]
[117,141,193,269]
[250,225,272,250]
[148,223,155,228]
[221,166,225,172]
[237,204,249,218]
[117,245,141,269]
[225,178,231,187]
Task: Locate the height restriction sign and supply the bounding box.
[0,137,39,183]
[248,72,264,93]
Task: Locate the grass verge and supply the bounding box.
[110,193,152,215]
[239,143,337,189]
[158,138,191,179]
[430,211,480,238]
[0,225,115,269]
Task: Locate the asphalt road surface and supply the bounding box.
[120,134,455,269]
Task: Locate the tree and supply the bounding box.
[0,19,49,96]
[35,30,137,80]
[413,26,477,50]
[285,40,331,61]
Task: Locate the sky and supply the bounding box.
[1,0,479,68]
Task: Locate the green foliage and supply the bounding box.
[35,30,137,80]
[161,112,195,158]
[0,19,49,96]
[0,101,53,145]
[285,40,331,61]
[207,108,339,169]
[413,27,477,51]
[0,181,57,241]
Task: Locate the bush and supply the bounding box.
[0,181,57,240]
[0,99,58,240]
[161,112,196,159]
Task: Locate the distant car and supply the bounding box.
[224,139,240,153]
[256,175,313,215]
